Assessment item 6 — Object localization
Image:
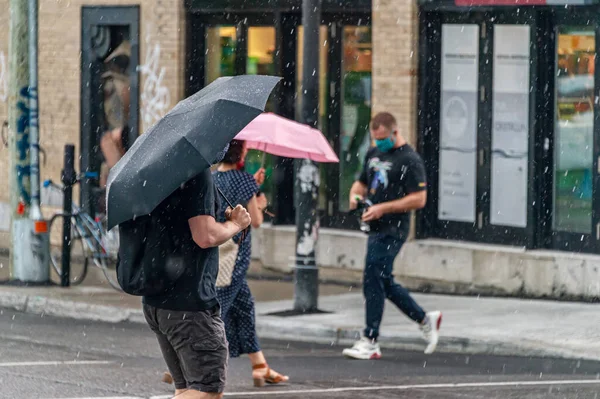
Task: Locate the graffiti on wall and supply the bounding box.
[16,86,35,207]
[139,36,170,132]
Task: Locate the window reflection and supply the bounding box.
[245,27,277,207]
[205,26,236,85]
[554,26,594,233]
[339,26,372,212]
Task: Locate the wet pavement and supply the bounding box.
[1,309,600,398]
[0,254,352,305]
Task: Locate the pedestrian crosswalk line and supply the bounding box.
[218,379,600,396]
[55,397,143,399]
[53,379,600,399]
[0,360,112,367]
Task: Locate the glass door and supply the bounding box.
[551,14,600,252]
[429,14,484,242]
[205,25,237,84]
[482,13,536,247]
[419,12,537,247]
[296,24,330,214]
[245,26,277,206]
[304,20,372,230]
[338,26,373,214]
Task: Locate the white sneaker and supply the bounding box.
[342,337,382,360]
[421,311,442,354]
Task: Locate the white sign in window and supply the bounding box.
[438,24,479,223]
[491,25,530,228]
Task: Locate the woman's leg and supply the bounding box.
[229,282,288,384]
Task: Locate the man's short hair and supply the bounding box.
[370,112,397,131]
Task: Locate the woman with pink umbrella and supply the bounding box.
[214,114,337,387]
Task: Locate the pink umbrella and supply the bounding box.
[235,113,339,163]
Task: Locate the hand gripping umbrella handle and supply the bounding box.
[216,186,249,241]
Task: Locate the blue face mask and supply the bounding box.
[374,134,396,152]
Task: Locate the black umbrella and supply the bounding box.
[106,75,281,230]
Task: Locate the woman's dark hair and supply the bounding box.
[221,139,245,165]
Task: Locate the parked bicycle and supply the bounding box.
[43,172,120,291]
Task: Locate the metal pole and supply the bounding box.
[8,0,32,281]
[60,145,76,287]
[293,0,321,313]
[27,0,50,283]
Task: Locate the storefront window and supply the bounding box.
[554,27,594,233]
[338,26,372,212]
[205,26,236,85]
[244,27,277,205]
[98,29,132,193]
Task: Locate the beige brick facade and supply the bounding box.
[0,0,185,246]
[0,0,423,246]
[372,0,419,147]
[372,0,420,237]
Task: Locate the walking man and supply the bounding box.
[143,146,252,398]
[343,112,442,360]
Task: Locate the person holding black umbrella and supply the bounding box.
[106,76,281,398]
[143,146,251,398]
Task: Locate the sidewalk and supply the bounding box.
[0,255,599,362]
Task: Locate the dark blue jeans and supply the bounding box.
[363,234,426,340]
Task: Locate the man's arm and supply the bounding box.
[380,191,427,214]
[349,181,368,210]
[362,191,426,222]
[188,215,243,249]
[183,172,251,249]
[350,151,371,210]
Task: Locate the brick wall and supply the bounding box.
[0,0,185,245]
[372,0,419,146]
[372,0,420,237]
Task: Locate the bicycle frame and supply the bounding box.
[46,181,111,263]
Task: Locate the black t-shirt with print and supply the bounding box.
[143,169,220,312]
[359,144,427,238]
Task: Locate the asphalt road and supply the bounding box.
[0,309,599,399]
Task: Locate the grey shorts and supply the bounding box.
[143,304,228,393]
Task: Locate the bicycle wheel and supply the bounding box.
[99,253,121,291]
[48,214,89,286]
[93,219,122,291]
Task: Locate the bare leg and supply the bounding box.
[248,351,266,366]
[173,390,223,399]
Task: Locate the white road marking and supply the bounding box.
[56,379,600,399]
[0,360,112,367]
[216,379,600,397]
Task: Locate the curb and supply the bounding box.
[0,291,598,363]
[255,318,600,362]
[0,291,145,324]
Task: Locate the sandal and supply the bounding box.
[252,363,289,387]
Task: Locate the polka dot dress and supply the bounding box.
[213,169,261,358]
